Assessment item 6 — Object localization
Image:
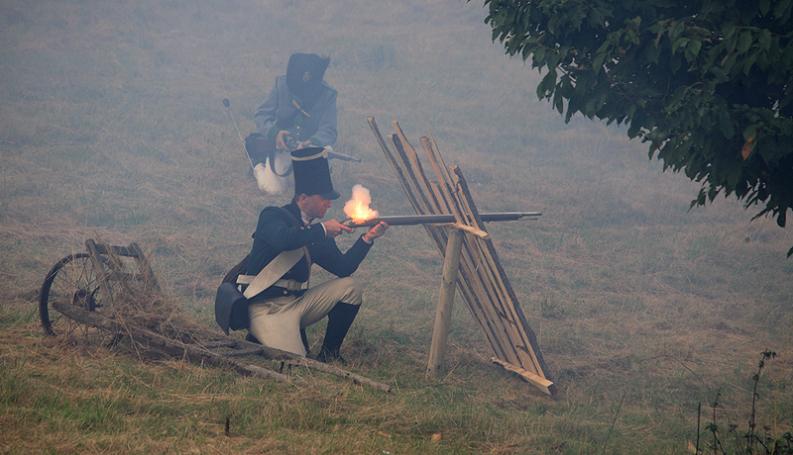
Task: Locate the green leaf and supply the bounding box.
[532,46,545,63]
[774,0,792,19]
[672,37,689,54]
[743,124,758,141]
[725,165,742,187]
[758,30,772,52]
[592,50,607,71]
[743,53,758,75]
[721,53,737,73]
[554,91,564,114]
[583,97,599,116]
[759,0,771,15]
[718,111,734,138]
[536,70,557,98]
[737,31,753,54]
[777,209,786,227]
[724,25,738,41]
[592,36,613,68]
[688,39,702,60]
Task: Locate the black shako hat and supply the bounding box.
[292,147,340,200]
[286,53,330,101]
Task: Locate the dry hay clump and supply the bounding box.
[100,249,218,347]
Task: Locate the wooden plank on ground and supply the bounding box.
[491,357,555,396]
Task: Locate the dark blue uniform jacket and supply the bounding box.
[244,202,372,303]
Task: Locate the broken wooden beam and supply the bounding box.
[282,359,392,393]
[491,357,556,397]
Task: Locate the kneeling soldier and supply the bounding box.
[234,147,387,362]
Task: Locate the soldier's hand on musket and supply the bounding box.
[322,219,354,238]
[362,221,389,242]
[275,130,292,150]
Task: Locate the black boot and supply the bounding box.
[316,302,359,364]
[300,327,310,355]
[245,332,260,344]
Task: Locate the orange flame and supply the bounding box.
[344,184,379,222]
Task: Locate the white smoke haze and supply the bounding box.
[343,184,379,221]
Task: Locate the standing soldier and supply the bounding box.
[216,147,387,363]
[246,53,337,194]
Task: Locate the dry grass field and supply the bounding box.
[1,1,792,453]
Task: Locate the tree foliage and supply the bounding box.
[483,0,793,255]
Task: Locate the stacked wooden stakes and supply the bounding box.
[367,118,556,397]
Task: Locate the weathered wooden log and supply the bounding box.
[282,359,392,393]
[200,340,238,348]
[228,337,394,393]
[220,346,266,357]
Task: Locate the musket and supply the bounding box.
[343,211,541,228]
[284,137,362,162]
[326,149,362,163]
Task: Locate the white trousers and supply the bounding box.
[248,277,363,356]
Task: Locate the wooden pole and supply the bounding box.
[427,229,463,379]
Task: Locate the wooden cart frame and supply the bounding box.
[38,239,391,392]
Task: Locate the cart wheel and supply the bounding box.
[39,253,108,337]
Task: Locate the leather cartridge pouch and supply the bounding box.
[214,283,248,335]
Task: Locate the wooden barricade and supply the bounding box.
[368,118,555,396]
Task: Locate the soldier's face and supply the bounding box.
[300,194,333,220]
